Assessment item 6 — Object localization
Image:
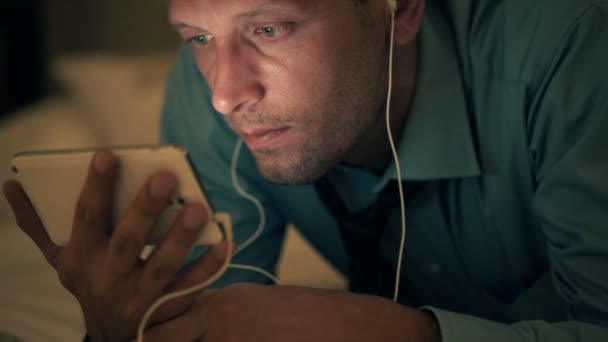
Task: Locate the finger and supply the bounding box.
[107,171,177,279]
[138,203,209,297]
[71,149,119,245]
[141,240,233,326]
[170,241,233,293]
[3,180,61,267]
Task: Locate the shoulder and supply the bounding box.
[436,0,606,81]
[162,44,217,141]
[501,0,607,83]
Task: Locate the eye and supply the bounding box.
[253,23,293,40]
[258,26,278,37]
[188,34,212,46]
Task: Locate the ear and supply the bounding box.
[389,0,425,45]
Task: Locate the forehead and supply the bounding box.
[168,0,326,22]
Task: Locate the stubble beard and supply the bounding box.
[248,75,387,185]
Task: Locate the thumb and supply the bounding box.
[3,180,61,268]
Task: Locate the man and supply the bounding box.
[4,0,608,340]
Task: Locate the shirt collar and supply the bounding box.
[374,5,481,192]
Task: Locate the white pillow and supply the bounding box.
[53,54,175,146]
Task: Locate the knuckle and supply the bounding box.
[111,233,142,256]
[135,186,168,217]
[124,204,162,235]
[173,230,198,248]
[74,196,99,225]
[133,202,160,220]
[147,264,174,282]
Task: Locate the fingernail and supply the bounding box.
[94,150,115,175]
[183,206,207,231]
[149,173,177,201]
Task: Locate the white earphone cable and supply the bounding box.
[228,139,280,283]
[385,10,408,303]
[230,139,267,255]
[136,219,234,342]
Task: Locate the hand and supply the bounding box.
[141,283,441,342]
[3,149,231,341]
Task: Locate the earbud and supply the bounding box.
[387,0,397,13]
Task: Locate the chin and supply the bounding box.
[254,154,334,185]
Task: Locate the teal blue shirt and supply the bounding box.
[160,0,608,340]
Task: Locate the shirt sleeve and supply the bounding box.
[423,307,608,342]
[428,3,608,341]
[159,44,287,286]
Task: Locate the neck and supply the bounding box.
[346,40,418,173]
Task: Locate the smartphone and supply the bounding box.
[10,145,226,247]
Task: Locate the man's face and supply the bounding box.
[170,0,389,184]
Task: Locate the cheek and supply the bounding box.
[266,46,343,119]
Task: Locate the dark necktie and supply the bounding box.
[315,177,401,298]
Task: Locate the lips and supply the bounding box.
[241,127,291,149]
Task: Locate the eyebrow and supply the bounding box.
[236,2,315,19]
[236,7,292,19]
[172,22,193,29]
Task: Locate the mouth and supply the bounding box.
[240,127,291,149]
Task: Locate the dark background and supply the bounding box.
[0,0,179,116]
[0,1,47,115]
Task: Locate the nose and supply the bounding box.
[209,42,265,115]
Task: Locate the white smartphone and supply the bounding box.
[10,145,227,247]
